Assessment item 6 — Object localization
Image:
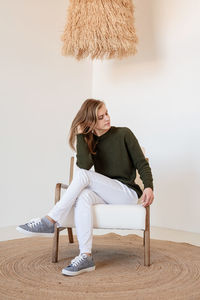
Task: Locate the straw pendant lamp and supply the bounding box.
[61,0,138,60]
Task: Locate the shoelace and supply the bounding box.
[26,218,42,228]
[70,254,88,267]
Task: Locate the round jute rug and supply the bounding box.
[0,233,200,300]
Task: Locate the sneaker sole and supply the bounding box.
[62,266,95,276]
[16,226,54,237]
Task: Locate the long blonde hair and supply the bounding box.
[69,99,104,154]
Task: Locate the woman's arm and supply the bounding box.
[125,128,154,190]
[124,128,154,206]
[76,134,94,170]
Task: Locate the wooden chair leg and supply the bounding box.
[67,227,74,243]
[144,230,150,266]
[52,224,60,263]
[143,231,145,247]
[144,205,150,266]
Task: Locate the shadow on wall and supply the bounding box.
[105,0,162,80]
[133,0,159,63]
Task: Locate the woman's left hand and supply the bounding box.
[141,187,154,207]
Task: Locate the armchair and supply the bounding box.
[52,156,150,266]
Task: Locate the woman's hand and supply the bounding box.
[77,124,92,134]
[141,187,154,207]
[77,125,84,134]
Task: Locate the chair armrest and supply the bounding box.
[54,183,69,204]
[60,183,69,190]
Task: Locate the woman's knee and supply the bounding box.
[73,168,90,186]
[74,188,93,207]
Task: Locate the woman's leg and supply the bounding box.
[74,188,106,255]
[61,174,138,276]
[17,167,138,237]
[48,167,138,227]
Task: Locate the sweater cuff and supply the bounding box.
[144,183,154,191]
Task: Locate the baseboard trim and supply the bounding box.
[0,225,200,247]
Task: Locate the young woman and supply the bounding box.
[17,99,154,276]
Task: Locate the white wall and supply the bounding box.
[0,0,92,227]
[1,0,200,234]
[92,0,200,233]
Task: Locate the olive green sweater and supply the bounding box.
[76,126,153,198]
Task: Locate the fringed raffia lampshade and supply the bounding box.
[61,0,138,60]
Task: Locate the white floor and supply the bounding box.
[0,226,200,247]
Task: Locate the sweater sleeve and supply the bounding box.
[124,128,154,190]
[76,134,94,170]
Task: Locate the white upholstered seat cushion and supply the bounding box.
[60,204,146,230]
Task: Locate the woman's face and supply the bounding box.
[94,104,111,132]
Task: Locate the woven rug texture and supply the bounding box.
[0,233,200,300]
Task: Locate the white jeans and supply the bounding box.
[48,167,138,254]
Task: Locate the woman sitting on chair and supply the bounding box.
[17,98,154,276]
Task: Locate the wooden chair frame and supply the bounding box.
[52,157,150,266]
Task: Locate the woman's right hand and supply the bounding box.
[77,124,92,134]
[77,125,84,134]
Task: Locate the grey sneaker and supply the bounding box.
[62,253,95,276]
[16,217,55,237]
